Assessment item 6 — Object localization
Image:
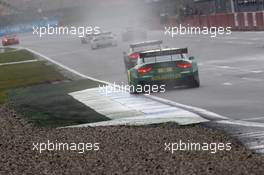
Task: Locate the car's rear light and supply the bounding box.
[176,62,192,69]
[138,66,152,73]
[128,53,139,59]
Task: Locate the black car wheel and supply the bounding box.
[189,76,200,88]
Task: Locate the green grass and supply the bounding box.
[1,48,109,127]
[0,49,35,64]
[0,47,16,53]
[9,80,109,128]
[0,61,65,103]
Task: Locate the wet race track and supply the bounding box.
[19,30,264,123]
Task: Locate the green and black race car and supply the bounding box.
[127,48,200,93]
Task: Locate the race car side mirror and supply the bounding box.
[189,56,195,60]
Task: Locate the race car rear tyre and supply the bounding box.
[129,84,138,94]
[128,81,138,94]
[123,58,129,71]
[189,77,200,88]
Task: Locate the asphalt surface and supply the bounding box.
[18,30,264,122]
[1,104,264,175]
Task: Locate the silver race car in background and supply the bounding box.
[91,32,117,50]
[80,33,95,44]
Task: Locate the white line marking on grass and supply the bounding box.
[0,59,38,66]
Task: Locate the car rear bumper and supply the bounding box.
[96,41,116,47]
[2,41,19,46]
[136,71,198,86]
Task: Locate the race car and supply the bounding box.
[123,40,163,70]
[90,32,117,50]
[80,33,98,44]
[122,27,147,42]
[127,48,200,93]
[2,35,19,46]
[80,34,93,44]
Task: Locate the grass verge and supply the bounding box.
[0,61,65,103]
[8,79,109,127]
[1,49,109,127]
[0,47,16,53]
[0,49,35,64]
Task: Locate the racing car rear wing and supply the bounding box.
[139,48,188,58]
[130,40,163,49]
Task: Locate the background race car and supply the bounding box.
[123,40,163,70]
[80,33,94,44]
[2,35,19,46]
[122,27,147,42]
[127,48,200,93]
[90,32,117,50]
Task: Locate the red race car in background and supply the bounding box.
[123,40,163,70]
[2,35,20,46]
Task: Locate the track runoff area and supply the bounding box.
[19,28,264,152]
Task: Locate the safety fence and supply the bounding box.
[168,11,264,31]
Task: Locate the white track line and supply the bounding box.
[26,48,110,85]
[0,59,38,66]
[216,120,264,128]
[223,82,233,86]
[144,95,228,120]
[233,131,264,137]
[248,144,264,150]
[69,87,207,126]
[235,132,264,138]
[242,116,264,121]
